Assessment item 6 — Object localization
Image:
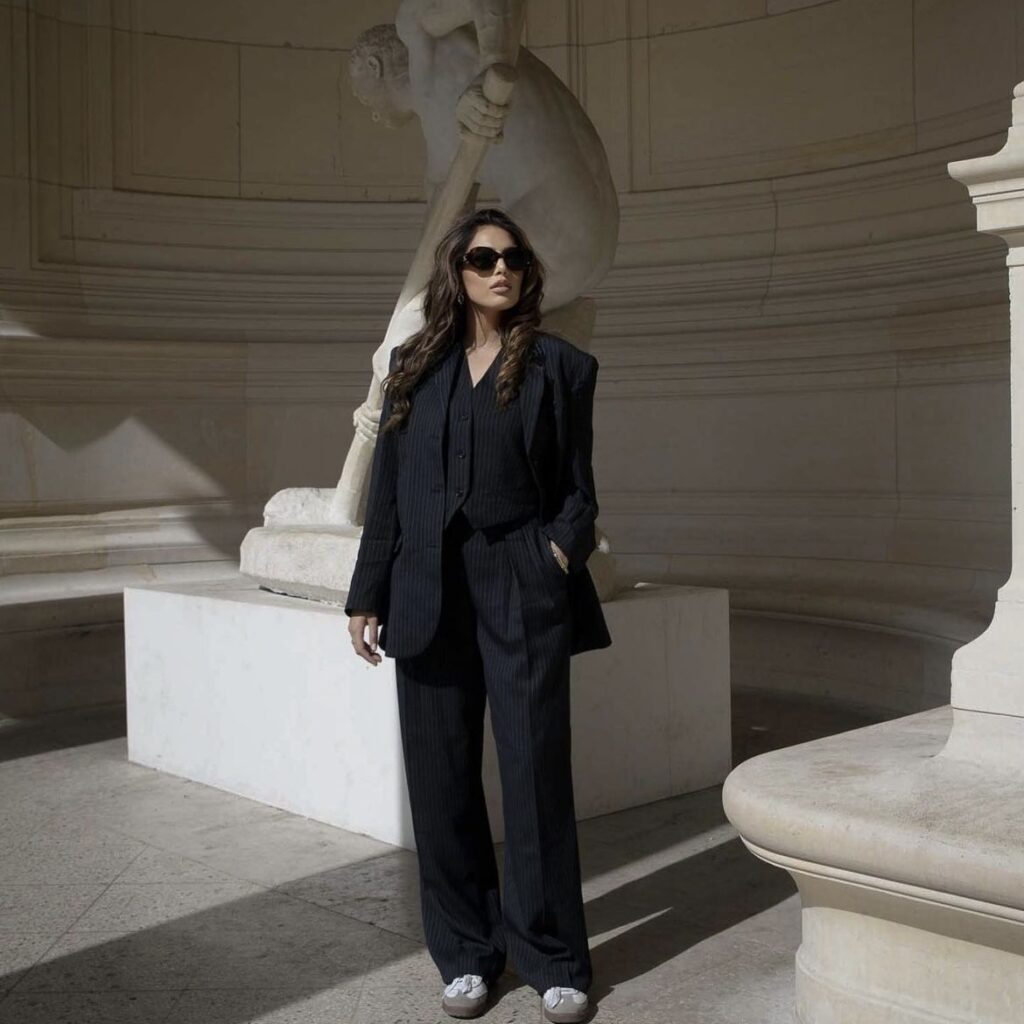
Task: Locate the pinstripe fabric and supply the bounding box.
[450,344,540,530]
[344,332,612,660]
[395,346,592,992]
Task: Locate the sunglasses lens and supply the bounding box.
[503,248,531,271]
[463,246,533,272]
[465,248,498,270]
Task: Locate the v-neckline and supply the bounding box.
[466,345,501,389]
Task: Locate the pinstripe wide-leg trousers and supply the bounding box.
[394,506,593,996]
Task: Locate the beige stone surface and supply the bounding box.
[631,0,915,189]
[115,32,240,193]
[122,0,393,49]
[0,698,825,1022]
[724,80,1024,1024]
[914,0,1015,127]
[1,0,1020,721]
[725,705,1024,1023]
[645,0,766,34]
[123,579,731,845]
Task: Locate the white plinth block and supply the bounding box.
[124,579,731,848]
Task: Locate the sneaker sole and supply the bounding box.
[442,994,489,1019]
[542,1001,589,1023]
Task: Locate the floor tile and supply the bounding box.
[0,823,147,884]
[0,691,872,1024]
[170,985,364,1024]
[0,885,107,936]
[67,880,267,935]
[16,928,199,992]
[0,990,182,1023]
[0,934,57,993]
[154,811,392,888]
[278,849,425,943]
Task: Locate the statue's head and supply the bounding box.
[349,24,414,128]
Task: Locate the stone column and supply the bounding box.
[943,80,1024,767]
[721,84,1024,1024]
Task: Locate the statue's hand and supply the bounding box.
[455,69,510,143]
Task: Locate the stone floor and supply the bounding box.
[0,691,886,1024]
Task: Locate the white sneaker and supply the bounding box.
[442,973,489,1019]
[542,985,589,1022]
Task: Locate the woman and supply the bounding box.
[346,207,611,1022]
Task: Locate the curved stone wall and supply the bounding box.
[0,0,1018,713]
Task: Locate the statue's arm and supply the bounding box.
[398,0,524,68]
[468,0,525,70]
[398,0,471,38]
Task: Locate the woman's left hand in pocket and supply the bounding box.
[549,538,569,574]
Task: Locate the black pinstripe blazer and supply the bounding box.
[344,330,613,659]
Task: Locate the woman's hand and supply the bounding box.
[549,538,570,574]
[348,612,383,666]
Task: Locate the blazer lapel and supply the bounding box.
[430,340,464,416]
[518,355,544,456]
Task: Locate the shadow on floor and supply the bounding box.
[0,703,127,764]
[0,690,885,1022]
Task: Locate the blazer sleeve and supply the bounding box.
[344,350,402,618]
[540,353,600,575]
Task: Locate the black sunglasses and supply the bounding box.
[460,245,534,272]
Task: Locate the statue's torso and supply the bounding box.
[408,29,614,202]
[399,20,620,308]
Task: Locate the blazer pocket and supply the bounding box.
[532,522,568,581]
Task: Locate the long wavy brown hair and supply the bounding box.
[380,207,545,433]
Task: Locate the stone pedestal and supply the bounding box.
[238,488,361,605]
[124,579,731,848]
[723,81,1024,1024]
[724,707,1024,1024]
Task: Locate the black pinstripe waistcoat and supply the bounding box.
[344,330,613,659]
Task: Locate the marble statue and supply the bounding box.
[239,0,620,604]
[351,0,618,311]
